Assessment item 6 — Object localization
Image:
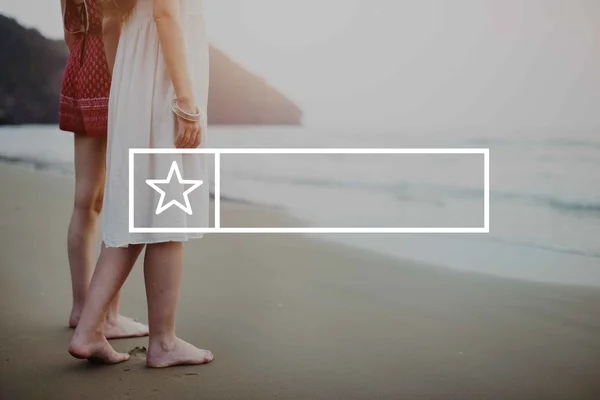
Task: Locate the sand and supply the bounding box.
[0,163,599,400]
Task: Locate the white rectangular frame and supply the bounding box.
[129,148,490,234]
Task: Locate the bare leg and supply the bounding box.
[103,249,149,339]
[67,135,106,326]
[144,242,213,368]
[68,135,148,339]
[69,244,144,363]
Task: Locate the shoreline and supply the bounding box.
[1,162,600,399]
[2,158,599,289]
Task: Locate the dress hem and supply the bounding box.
[103,234,205,248]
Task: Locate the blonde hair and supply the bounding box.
[99,0,137,20]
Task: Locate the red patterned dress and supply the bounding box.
[59,0,111,137]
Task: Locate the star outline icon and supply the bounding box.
[145,161,203,216]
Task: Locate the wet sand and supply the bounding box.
[1,163,599,400]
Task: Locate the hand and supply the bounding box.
[174,100,202,148]
[175,117,201,148]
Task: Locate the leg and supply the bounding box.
[69,244,144,363]
[144,242,213,368]
[67,135,106,327]
[68,135,148,338]
[102,264,150,339]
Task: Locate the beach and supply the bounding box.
[1,162,600,400]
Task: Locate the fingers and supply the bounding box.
[175,121,200,148]
[191,125,202,148]
[174,121,185,148]
[175,127,190,148]
[180,124,199,148]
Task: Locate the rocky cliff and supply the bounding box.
[0,15,303,126]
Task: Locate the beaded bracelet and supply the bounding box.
[171,99,204,122]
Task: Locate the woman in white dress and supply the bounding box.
[69,0,213,367]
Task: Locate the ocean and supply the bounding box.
[1,125,599,287]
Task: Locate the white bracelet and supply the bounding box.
[171,99,204,122]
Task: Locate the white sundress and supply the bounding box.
[103,0,210,247]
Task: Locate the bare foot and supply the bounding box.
[69,333,130,364]
[69,313,149,339]
[147,337,214,368]
[69,307,83,328]
[104,315,149,339]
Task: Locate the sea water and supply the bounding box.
[1,125,599,286]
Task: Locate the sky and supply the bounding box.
[1,0,600,129]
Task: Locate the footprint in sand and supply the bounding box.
[127,346,148,357]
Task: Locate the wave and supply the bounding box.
[464,137,600,149]
[2,148,599,272]
[222,171,600,215]
[2,153,599,216]
[492,191,600,214]
[0,154,73,175]
[472,235,600,259]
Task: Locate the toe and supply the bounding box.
[112,352,130,364]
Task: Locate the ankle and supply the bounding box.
[74,323,104,340]
[71,298,85,311]
[69,305,83,319]
[149,333,178,351]
[105,312,120,326]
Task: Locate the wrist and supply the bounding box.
[172,98,204,123]
[176,97,196,113]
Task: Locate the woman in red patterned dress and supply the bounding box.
[59,0,147,338]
